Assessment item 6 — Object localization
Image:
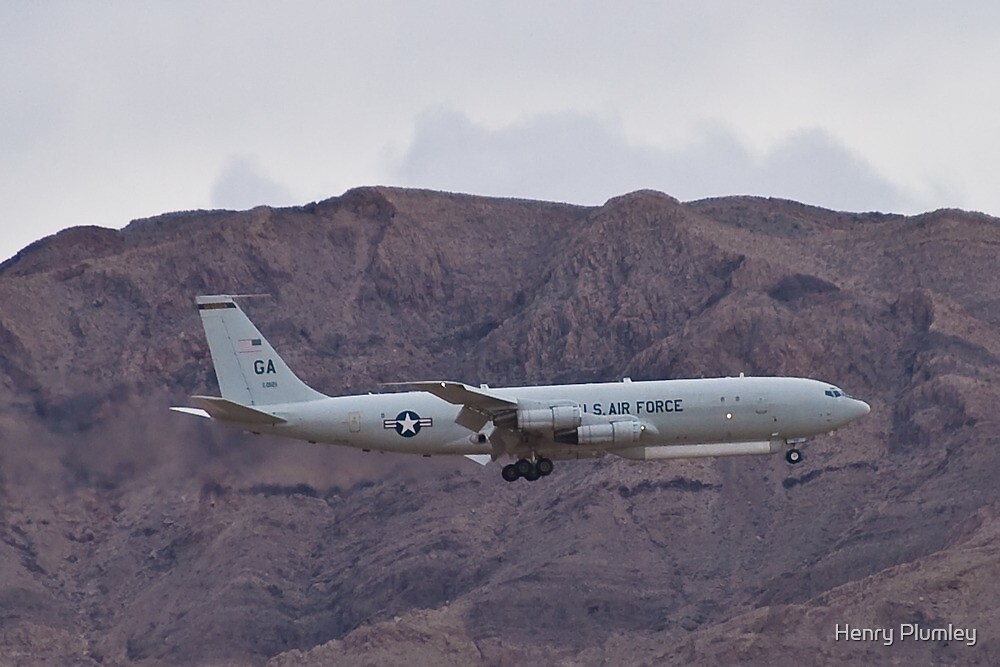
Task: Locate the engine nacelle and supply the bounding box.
[554,420,642,446]
[517,405,583,431]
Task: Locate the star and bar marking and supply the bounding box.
[383,410,433,437]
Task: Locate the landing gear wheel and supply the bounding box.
[501,464,520,482]
[524,466,541,482]
[536,457,554,476]
[785,448,803,464]
[515,458,533,476]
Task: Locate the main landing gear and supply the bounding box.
[785,448,803,464]
[501,457,554,482]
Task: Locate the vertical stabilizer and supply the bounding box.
[196,295,326,406]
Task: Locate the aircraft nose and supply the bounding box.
[853,399,871,419]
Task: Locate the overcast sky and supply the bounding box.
[3,2,999,262]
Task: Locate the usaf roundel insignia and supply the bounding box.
[383,410,433,438]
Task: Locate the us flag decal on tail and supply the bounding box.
[237,338,262,353]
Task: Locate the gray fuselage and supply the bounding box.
[243,376,869,460]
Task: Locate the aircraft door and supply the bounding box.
[348,411,362,433]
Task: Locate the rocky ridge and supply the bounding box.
[0,187,997,664]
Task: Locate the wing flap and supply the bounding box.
[455,404,490,431]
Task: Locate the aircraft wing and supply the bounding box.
[400,381,517,433]
[402,381,515,411]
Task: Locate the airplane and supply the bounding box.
[171,295,871,482]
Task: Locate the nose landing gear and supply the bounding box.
[501,457,554,482]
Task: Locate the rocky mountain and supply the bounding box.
[0,186,998,665]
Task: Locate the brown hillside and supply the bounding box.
[0,187,997,664]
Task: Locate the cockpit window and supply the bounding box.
[825,388,844,398]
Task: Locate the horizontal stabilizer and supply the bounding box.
[169,406,211,419]
[187,395,287,425]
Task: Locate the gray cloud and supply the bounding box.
[393,109,914,213]
[2,3,997,261]
[210,156,295,211]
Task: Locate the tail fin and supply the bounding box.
[196,295,327,406]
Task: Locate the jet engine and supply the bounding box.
[554,420,642,446]
[506,405,583,430]
[493,405,583,431]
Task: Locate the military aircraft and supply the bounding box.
[172,295,870,482]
